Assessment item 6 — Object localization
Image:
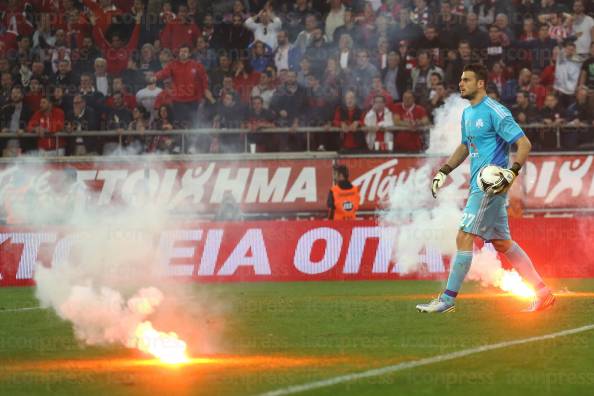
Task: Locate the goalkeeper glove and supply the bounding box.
[431,164,453,198]
[486,162,522,195]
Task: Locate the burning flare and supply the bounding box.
[134,321,190,365]
[497,270,535,299]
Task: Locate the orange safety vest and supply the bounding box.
[330,184,360,220]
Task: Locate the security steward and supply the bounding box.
[328,165,360,220]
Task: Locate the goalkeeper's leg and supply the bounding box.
[417,230,474,313]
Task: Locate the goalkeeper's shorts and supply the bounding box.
[459,190,511,241]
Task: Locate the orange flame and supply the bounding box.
[498,270,535,299]
[134,321,190,365]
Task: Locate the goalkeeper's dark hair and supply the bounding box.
[463,63,488,86]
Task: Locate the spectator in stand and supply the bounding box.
[561,87,593,149]
[415,25,442,63]
[304,26,331,76]
[51,60,76,91]
[485,24,509,68]
[446,47,468,83]
[325,0,345,43]
[579,42,594,110]
[528,73,548,109]
[201,14,217,47]
[512,91,538,125]
[285,0,313,42]
[243,95,276,152]
[0,86,31,154]
[321,57,345,102]
[495,13,515,41]
[126,105,150,153]
[92,58,110,96]
[71,36,101,76]
[392,90,430,153]
[233,59,261,104]
[382,51,410,103]
[221,14,253,61]
[411,50,444,108]
[136,74,162,125]
[554,39,583,108]
[436,1,463,49]
[250,69,276,109]
[25,77,43,114]
[393,7,423,44]
[539,93,566,149]
[158,48,174,70]
[29,61,50,88]
[138,44,162,74]
[489,61,507,97]
[160,4,201,53]
[519,17,537,42]
[65,94,100,155]
[155,44,214,128]
[249,40,273,73]
[212,92,246,153]
[105,92,132,131]
[332,8,362,44]
[571,0,594,58]
[81,0,123,35]
[514,23,557,71]
[194,36,218,71]
[294,14,319,54]
[209,53,233,97]
[334,33,356,71]
[148,104,178,153]
[333,90,365,152]
[51,86,71,112]
[297,57,313,87]
[270,69,307,150]
[305,73,336,148]
[473,0,501,27]
[410,0,431,28]
[0,73,13,105]
[273,30,301,72]
[79,73,106,114]
[27,96,65,155]
[566,86,594,145]
[428,82,447,115]
[106,77,136,111]
[89,10,141,76]
[543,11,571,43]
[244,6,282,51]
[363,95,394,151]
[501,68,533,106]
[373,36,391,72]
[364,76,393,110]
[456,13,488,50]
[350,49,380,103]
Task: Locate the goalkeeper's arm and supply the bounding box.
[431,144,469,198]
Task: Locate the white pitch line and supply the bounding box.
[257,323,594,396]
[0,306,45,313]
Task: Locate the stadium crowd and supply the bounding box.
[0,0,593,156]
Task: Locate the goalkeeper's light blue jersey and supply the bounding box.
[461,95,525,193]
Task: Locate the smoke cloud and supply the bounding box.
[0,158,218,358]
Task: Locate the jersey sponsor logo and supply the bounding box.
[467,136,479,158]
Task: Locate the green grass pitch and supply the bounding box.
[1,279,593,396]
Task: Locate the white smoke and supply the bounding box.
[0,159,215,356]
[380,94,469,274]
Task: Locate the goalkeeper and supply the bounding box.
[416,63,554,313]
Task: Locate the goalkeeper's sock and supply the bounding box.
[504,242,549,296]
[441,251,473,304]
